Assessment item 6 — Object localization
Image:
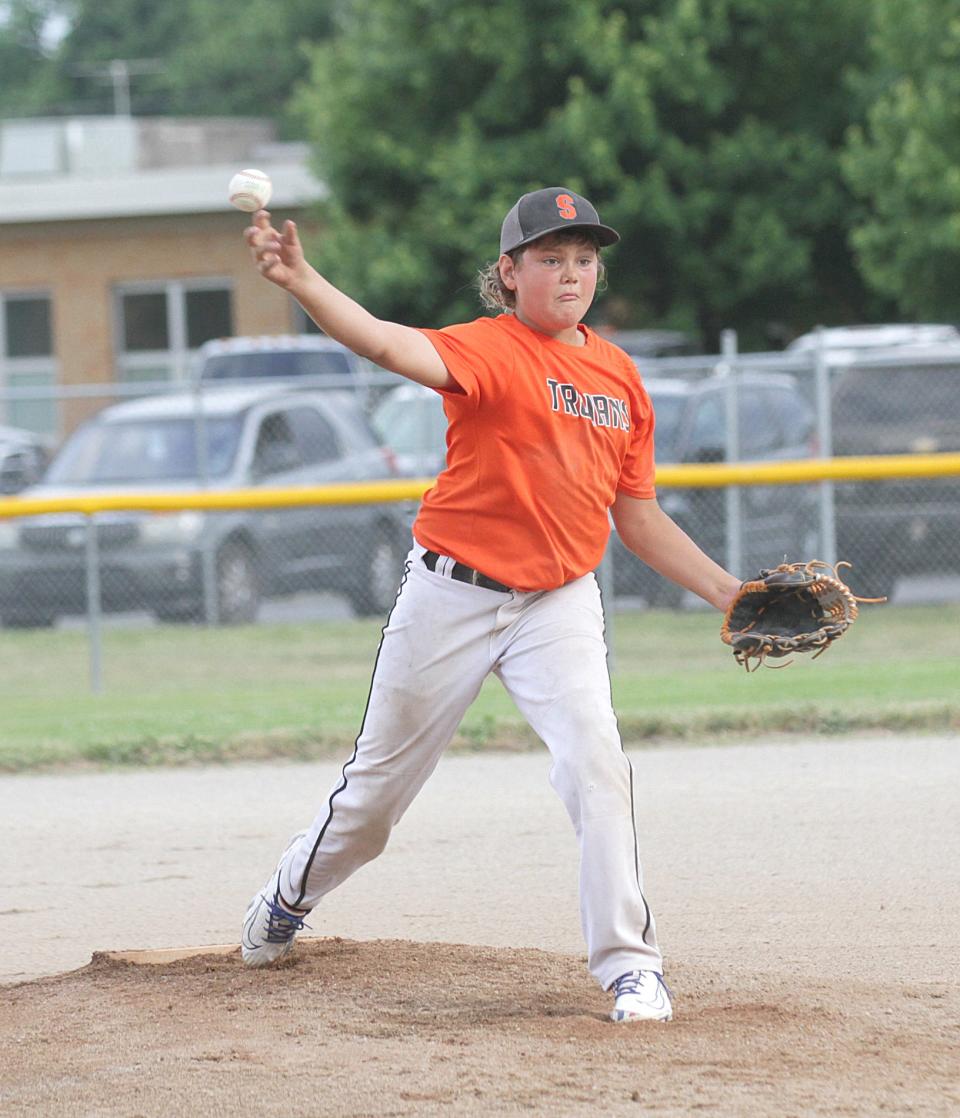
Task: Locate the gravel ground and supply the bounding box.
[1,734,957,1116]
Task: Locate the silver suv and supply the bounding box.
[0,385,409,626]
[196,334,365,383]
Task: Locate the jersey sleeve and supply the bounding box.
[417,318,515,403]
[616,380,657,499]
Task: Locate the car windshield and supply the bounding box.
[46,416,244,484]
[372,394,448,455]
[833,369,959,426]
[646,392,685,462]
[202,351,351,380]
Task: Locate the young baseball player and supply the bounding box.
[240,187,741,1022]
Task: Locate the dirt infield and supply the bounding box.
[2,938,956,1116]
[1,736,958,1115]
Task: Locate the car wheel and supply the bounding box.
[216,541,261,624]
[349,527,402,617]
[155,606,201,625]
[647,578,685,610]
[0,611,56,629]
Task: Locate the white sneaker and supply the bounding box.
[241,833,311,968]
[609,970,673,1022]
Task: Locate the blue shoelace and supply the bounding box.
[613,971,673,1000]
[264,896,310,944]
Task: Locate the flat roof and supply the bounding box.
[0,159,326,224]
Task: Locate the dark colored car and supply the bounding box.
[831,358,960,599]
[0,424,51,494]
[0,386,409,626]
[596,329,698,359]
[610,371,818,605]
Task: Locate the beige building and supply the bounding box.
[0,116,325,438]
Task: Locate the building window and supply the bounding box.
[186,289,232,349]
[5,295,53,358]
[115,280,233,383]
[0,291,57,434]
[121,292,169,352]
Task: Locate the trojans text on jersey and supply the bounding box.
[545,377,631,431]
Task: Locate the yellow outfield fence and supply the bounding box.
[2,452,960,518]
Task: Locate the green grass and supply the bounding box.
[1,603,957,771]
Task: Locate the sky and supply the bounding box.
[0,2,70,52]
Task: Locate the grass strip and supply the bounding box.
[0,603,956,772]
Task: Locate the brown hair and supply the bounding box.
[476,229,608,313]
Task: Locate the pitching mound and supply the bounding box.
[1,938,954,1116]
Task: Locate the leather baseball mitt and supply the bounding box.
[721,560,884,671]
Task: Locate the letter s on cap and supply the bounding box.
[556,193,578,220]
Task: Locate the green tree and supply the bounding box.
[295,0,874,347]
[66,0,189,113]
[0,0,331,126]
[0,0,67,114]
[161,0,333,128]
[843,0,960,320]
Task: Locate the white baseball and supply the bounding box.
[228,168,273,212]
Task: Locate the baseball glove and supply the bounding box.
[721,560,883,671]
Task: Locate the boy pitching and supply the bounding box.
[240,186,740,1022]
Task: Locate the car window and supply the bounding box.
[831,366,960,457]
[201,350,352,380]
[833,368,958,426]
[739,393,780,455]
[688,394,725,458]
[0,449,28,492]
[642,393,685,463]
[46,416,243,483]
[767,386,813,445]
[0,444,46,492]
[372,393,448,457]
[286,405,341,464]
[253,411,303,475]
[321,394,380,451]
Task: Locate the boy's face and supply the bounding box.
[499,233,599,340]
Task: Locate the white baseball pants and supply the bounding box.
[279,541,663,988]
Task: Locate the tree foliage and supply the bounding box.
[7,0,953,340]
[0,0,332,126]
[295,0,875,346]
[0,0,65,114]
[842,0,960,319]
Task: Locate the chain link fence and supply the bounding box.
[0,374,415,644]
[629,339,960,604]
[1,338,959,687]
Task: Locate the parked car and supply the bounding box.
[0,386,410,626]
[196,334,363,382]
[372,374,817,606]
[611,370,818,605]
[598,329,698,359]
[371,382,448,477]
[0,424,51,494]
[787,323,960,361]
[831,357,960,599]
[194,334,393,409]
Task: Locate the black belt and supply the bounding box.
[421,550,512,593]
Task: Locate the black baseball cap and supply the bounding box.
[500,187,620,255]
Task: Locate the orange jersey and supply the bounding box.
[413,314,656,591]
